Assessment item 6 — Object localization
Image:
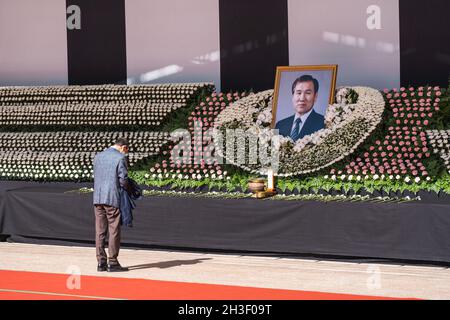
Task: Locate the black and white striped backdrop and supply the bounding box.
[0,0,449,91]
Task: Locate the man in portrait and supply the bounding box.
[275,75,325,142]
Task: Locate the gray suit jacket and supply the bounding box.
[93,147,128,208]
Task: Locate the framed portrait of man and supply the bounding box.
[271,65,338,142]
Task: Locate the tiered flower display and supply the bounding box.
[0,83,214,127]
[0,151,155,181]
[0,131,170,153]
[147,92,248,180]
[0,83,213,105]
[0,102,184,127]
[0,83,213,182]
[329,86,442,183]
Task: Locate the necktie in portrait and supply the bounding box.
[290,118,302,141]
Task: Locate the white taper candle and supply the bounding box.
[267,168,274,191]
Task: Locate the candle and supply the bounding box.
[267,168,274,191]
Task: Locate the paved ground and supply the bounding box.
[1,242,449,299]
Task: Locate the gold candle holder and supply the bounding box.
[248,176,276,199]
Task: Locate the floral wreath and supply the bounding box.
[213,87,386,176]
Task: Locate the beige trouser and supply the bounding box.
[94,204,121,265]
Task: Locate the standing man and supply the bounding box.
[275,75,325,141]
[93,138,130,272]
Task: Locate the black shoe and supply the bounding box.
[107,264,129,272]
[97,263,107,272]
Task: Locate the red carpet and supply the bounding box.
[0,270,412,300]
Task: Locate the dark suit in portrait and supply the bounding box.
[275,109,325,142]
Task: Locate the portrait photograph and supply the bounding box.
[271,65,338,142]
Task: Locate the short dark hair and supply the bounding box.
[291,75,319,94]
[115,137,130,147]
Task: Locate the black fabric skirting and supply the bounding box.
[0,181,449,264]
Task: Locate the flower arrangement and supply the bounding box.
[0,151,162,181]
[213,87,385,176]
[0,83,213,105]
[427,129,450,173]
[0,131,170,153]
[331,86,442,181]
[140,189,419,203]
[70,186,422,202]
[146,92,248,181]
[0,83,214,129]
[0,102,184,127]
[0,151,94,181]
[335,87,359,105]
[0,83,213,182]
